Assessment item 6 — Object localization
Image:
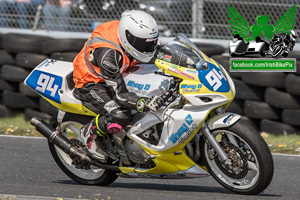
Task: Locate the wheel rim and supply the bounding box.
[204,130,260,190]
[272,46,283,57]
[54,121,105,180]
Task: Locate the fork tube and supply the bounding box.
[202,125,228,162]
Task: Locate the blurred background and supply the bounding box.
[0,0,299,135]
[0,0,298,39]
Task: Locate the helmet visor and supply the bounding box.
[125,30,158,53]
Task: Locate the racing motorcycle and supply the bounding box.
[229,34,269,57]
[267,33,295,58]
[25,34,274,195]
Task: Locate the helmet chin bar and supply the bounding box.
[121,41,153,63]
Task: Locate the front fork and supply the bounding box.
[201,107,241,165]
[201,126,231,164]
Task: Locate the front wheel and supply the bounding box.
[200,120,274,195]
[48,112,118,185]
[271,45,283,57]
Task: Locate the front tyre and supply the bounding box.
[200,120,274,195]
[48,112,118,185]
[271,46,283,57]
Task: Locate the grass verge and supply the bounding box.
[0,115,40,137]
[0,115,299,155]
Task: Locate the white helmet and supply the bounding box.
[290,29,298,41]
[118,10,159,63]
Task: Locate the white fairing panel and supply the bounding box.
[207,112,241,130]
[24,59,81,105]
[123,64,173,97]
[25,61,170,106]
[128,106,216,151]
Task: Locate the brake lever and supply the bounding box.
[154,70,173,77]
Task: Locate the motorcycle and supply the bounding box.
[267,34,294,58]
[25,34,274,195]
[229,35,269,57]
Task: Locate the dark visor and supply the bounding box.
[125,30,158,53]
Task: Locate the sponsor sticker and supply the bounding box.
[164,54,172,62]
[184,68,199,76]
[169,115,197,144]
[223,113,235,124]
[127,80,151,95]
[36,59,57,69]
[181,84,202,93]
[168,65,195,80]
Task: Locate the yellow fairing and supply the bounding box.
[120,150,208,175]
[42,97,97,116]
[119,109,214,175]
[123,56,235,175]
[155,56,235,103]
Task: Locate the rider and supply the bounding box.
[73,10,159,159]
[269,29,298,56]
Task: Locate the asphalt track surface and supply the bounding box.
[0,135,299,200]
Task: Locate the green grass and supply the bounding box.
[0,115,300,155]
[261,132,300,155]
[0,114,41,137]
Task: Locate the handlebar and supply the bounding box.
[158,79,180,106]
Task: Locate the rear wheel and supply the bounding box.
[200,120,274,194]
[48,112,118,185]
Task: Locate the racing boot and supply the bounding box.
[80,115,122,160]
[80,115,108,160]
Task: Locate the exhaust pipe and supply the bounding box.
[31,117,120,171]
[31,117,73,153]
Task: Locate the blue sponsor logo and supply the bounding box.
[181,84,202,90]
[25,70,62,103]
[223,113,235,124]
[36,59,57,68]
[127,81,151,90]
[169,114,194,144]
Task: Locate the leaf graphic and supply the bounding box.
[256,15,270,26]
[263,25,275,39]
[250,25,263,39]
[275,5,296,34]
[228,4,252,41]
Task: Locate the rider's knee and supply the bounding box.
[109,108,131,127]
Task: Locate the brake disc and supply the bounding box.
[214,142,248,179]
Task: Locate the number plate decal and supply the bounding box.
[197,63,230,93]
[25,70,62,103]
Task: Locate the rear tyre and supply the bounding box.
[200,120,274,194]
[48,112,118,185]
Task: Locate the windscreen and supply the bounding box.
[156,33,206,69]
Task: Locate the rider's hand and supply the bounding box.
[146,95,163,112]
